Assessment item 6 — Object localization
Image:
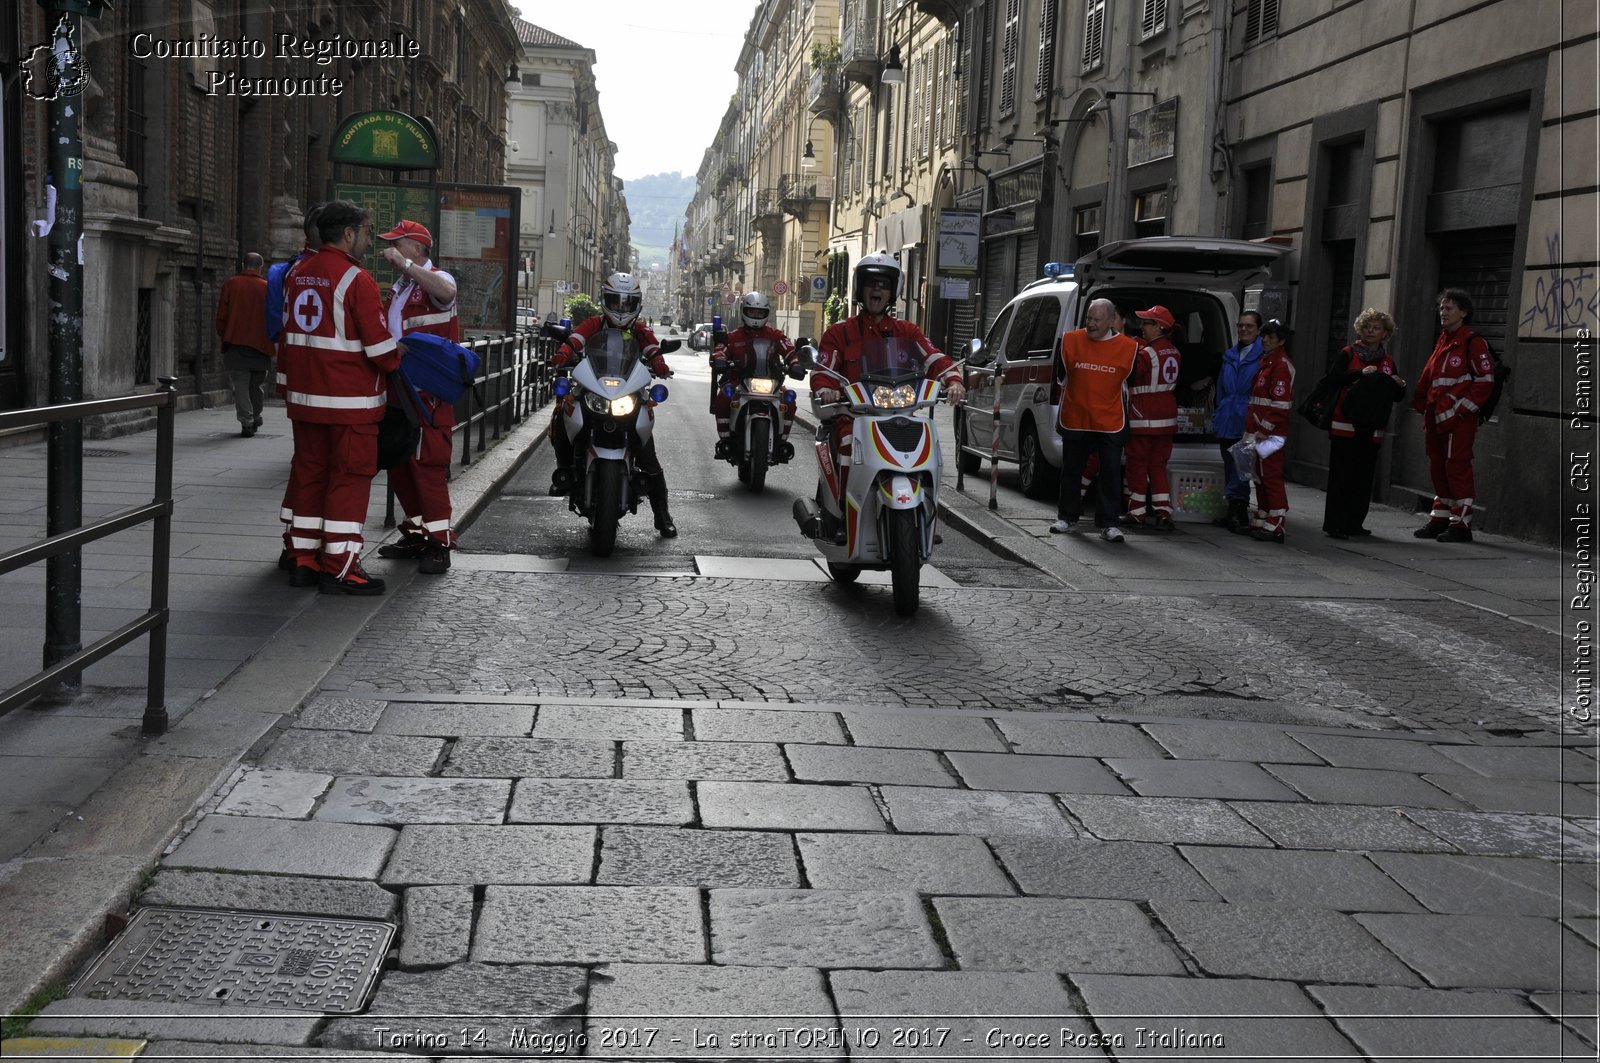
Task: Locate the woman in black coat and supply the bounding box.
[1322,309,1408,538]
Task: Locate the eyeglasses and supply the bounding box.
[1235,321,1259,330]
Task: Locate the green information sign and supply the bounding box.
[330,110,439,170]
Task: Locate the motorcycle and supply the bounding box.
[712,332,806,492]
[549,325,677,557]
[791,337,966,617]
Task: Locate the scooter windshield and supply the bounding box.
[742,337,780,380]
[856,333,924,386]
[587,328,642,379]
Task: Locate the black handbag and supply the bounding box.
[376,373,423,470]
[1298,370,1345,430]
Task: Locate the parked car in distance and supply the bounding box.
[516,306,537,329]
[957,236,1292,502]
[690,323,713,351]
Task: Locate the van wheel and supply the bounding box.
[1018,423,1053,500]
[955,411,983,475]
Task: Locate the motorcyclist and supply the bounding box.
[812,251,966,509]
[710,291,804,457]
[548,272,678,537]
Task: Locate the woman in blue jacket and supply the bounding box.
[1210,310,1264,531]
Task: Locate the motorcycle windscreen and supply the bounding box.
[856,334,925,386]
[743,338,780,380]
[588,328,643,380]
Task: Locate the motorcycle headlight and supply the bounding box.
[609,394,638,418]
[871,384,918,409]
[584,393,609,415]
[747,378,777,395]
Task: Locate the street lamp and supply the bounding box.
[880,45,904,85]
[801,140,816,170]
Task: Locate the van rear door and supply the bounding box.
[1074,237,1291,291]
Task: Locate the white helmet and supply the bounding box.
[852,250,901,305]
[738,291,772,330]
[601,272,643,328]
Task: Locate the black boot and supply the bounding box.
[647,472,677,537]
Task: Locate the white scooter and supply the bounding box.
[791,338,965,617]
[551,327,676,557]
[713,333,805,493]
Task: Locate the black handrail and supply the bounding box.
[0,378,177,734]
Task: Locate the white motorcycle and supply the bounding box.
[713,334,805,492]
[791,338,965,617]
[552,327,676,557]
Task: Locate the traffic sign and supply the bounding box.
[772,279,789,296]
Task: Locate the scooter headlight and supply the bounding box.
[871,384,918,409]
[609,394,638,418]
[584,393,609,415]
[747,378,777,395]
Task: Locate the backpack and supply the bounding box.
[397,331,483,405]
[264,258,295,342]
[1474,332,1511,422]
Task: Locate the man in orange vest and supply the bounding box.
[1051,298,1138,542]
[215,253,273,437]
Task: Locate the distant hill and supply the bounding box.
[622,172,695,266]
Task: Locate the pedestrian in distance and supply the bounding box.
[1208,310,1264,532]
[1050,297,1138,543]
[1321,308,1407,539]
[1241,320,1297,543]
[374,219,461,575]
[278,199,402,594]
[215,252,273,438]
[1125,304,1183,532]
[1411,288,1496,543]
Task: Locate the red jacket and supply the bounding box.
[279,247,400,424]
[554,316,668,376]
[1245,347,1296,437]
[1411,326,1494,426]
[714,325,796,378]
[1128,336,1181,436]
[815,314,958,390]
[215,270,273,356]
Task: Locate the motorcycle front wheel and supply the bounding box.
[746,417,771,493]
[889,508,921,616]
[826,561,861,584]
[589,460,624,557]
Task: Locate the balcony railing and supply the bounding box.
[808,67,842,115]
[779,173,833,214]
[751,187,783,227]
[839,11,882,85]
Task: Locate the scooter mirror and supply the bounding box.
[967,337,983,358]
[658,338,682,354]
[794,345,820,368]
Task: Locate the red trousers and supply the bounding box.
[1252,449,1288,534]
[1124,434,1175,521]
[285,420,381,577]
[1423,416,1478,527]
[390,401,456,547]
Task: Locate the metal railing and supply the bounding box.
[0,378,178,734]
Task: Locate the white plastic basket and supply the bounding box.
[1170,461,1227,523]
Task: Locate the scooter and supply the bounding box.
[791,338,965,617]
[549,325,676,557]
[712,332,806,492]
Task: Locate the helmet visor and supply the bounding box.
[742,305,770,323]
[604,292,641,315]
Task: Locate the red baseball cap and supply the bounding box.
[378,219,432,247]
[1136,305,1176,329]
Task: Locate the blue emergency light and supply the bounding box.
[1042,262,1074,279]
[650,384,669,403]
[783,389,797,404]
[553,376,570,398]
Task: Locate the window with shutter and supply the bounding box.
[1081,0,1105,72]
[999,0,1020,116]
[1140,0,1167,40]
[1035,0,1057,100]
[923,50,933,158]
[1245,0,1279,44]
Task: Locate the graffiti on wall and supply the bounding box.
[1521,234,1600,334]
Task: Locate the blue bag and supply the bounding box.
[397,331,482,404]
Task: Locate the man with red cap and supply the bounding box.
[1126,305,1183,530]
[374,218,461,574]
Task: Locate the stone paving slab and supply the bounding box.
[260,731,445,777]
[710,889,942,969]
[828,969,1099,1059]
[1308,984,1593,1061]
[163,815,396,879]
[508,779,695,825]
[1368,852,1596,916]
[1420,773,1594,816]
[992,719,1165,758]
[214,769,331,818]
[797,832,1015,894]
[293,696,387,733]
[441,736,615,778]
[698,781,887,831]
[597,825,800,888]
[1565,915,1600,948]
[945,752,1130,794]
[139,870,399,921]
[1178,846,1423,911]
[934,897,1185,974]
[1140,722,1327,764]
[1434,744,1597,781]
[786,744,957,787]
[314,776,511,825]
[839,712,1007,752]
[693,707,847,744]
[534,703,686,742]
[986,838,1218,901]
[400,885,472,968]
[320,962,588,1054]
[29,1000,320,1047]
[1062,795,1271,846]
[1105,758,1302,801]
[881,787,1078,837]
[379,824,595,885]
[1288,732,1471,773]
[1228,800,1458,852]
[1071,973,1361,1059]
[1356,912,1600,991]
[473,885,704,964]
[373,702,536,737]
[587,964,837,1059]
[1530,991,1600,1047]
[1261,763,1470,809]
[1151,901,1423,986]
[1401,808,1597,858]
[622,740,789,781]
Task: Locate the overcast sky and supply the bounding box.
[515,1,756,182]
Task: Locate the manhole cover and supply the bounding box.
[83,448,131,457]
[70,907,394,1014]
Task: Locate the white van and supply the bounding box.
[955,236,1292,502]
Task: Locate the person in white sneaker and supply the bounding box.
[1052,298,1137,543]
